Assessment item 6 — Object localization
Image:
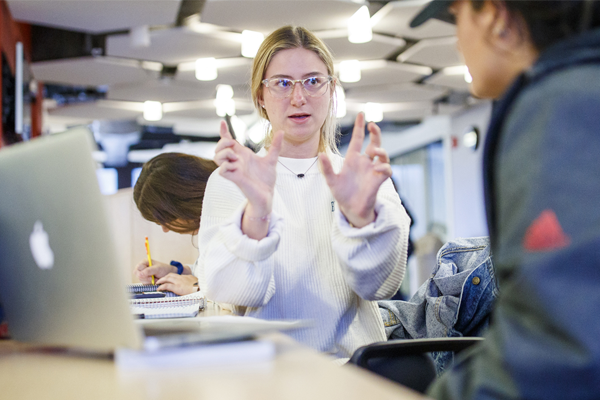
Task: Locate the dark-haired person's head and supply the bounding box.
[133,153,217,234]
[411,0,600,98]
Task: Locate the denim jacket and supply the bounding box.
[379,237,498,373]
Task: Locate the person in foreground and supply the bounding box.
[132,152,217,295]
[411,1,600,398]
[195,26,411,360]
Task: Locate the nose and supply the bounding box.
[161,225,170,233]
[290,82,306,106]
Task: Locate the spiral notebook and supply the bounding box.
[127,283,205,319]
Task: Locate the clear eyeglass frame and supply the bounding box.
[261,75,333,98]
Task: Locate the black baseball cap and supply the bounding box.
[409,1,456,28]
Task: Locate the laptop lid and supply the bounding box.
[0,129,144,352]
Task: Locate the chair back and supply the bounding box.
[349,337,484,393]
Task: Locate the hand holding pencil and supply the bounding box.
[144,237,155,285]
[133,259,174,284]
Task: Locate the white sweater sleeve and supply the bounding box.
[195,170,283,308]
[331,177,410,301]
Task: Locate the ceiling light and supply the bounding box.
[247,118,270,144]
[143,101,162,121]
[230,115,247,144]
[241,30,264,58]
[365,102,383,123]
[215,84,235,117]
[335,86,346,118]
[463,126,480,151]
[464,68,473,83]
[216,84,234,100]
[442,65,472,83]
[339,60,361,83]
[216,100,236,117]
[348,6,372,44]
[195,58,218,81]
[130,25,150,48]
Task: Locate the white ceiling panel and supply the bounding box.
[106,27,241,64]
[345,83,447,103]
[371,0,456,40]
[338,60,432,89]
[31,57,159,87]
[7,0,181,33]
[397,37,462,69]
[47,101,143,121]
[321,33,405,61]
[200,0,365,33]
[163,98,255,119]
[108,79,214,103]
[144,116,223,137]
[426,69,471,91]
[384,103,463,121]
[176,57,253,88]
[342,101,461,122]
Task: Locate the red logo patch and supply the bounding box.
[523,209,570,252]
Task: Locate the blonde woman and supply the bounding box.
[194,26,411,360]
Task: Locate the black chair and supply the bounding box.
[349,337,484,394]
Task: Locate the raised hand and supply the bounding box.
[214,121,284,239]
[319,113,392,228]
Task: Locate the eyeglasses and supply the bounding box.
[262,75,333,98]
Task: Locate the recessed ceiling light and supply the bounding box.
[348,6,372,44]
[339,60,361,83]
[365,102,383,122]
[195,58,218,81]
[143,101,162,121]
[241,30,264,58]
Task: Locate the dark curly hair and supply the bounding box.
[472,0,600,51]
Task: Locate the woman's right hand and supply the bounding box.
[133,259,175,284]
[214,121,284,239]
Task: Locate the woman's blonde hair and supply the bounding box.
[251,26,339,154]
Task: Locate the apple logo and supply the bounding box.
[29,221,54,270]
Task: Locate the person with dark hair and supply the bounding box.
[196,26,411,360]
[132,152,217,295]
[410,0,600,398]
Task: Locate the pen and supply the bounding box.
[224,113,237,140]
[144,236,154,285]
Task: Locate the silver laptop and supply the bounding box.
[0,129,299,353]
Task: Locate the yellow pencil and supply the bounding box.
[144,236,155,285]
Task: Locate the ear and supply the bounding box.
[487,1,523,51]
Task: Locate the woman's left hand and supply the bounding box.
[319,112,392,228]
[155,273,199,296]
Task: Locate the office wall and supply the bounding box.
[105,188,200,283]
[449,102,492,238]
[380,101,492,241]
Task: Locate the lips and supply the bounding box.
[289,113,310,121]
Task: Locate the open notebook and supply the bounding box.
[126,284,205,319]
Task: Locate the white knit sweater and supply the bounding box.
[193,153,410,359]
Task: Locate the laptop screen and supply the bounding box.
[0,129,143,351]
